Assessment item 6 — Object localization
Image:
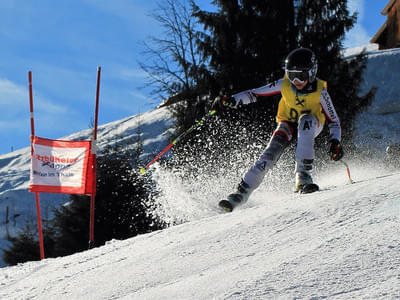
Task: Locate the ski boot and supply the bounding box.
[295,159,319,194]
[295,171,319,194]
[219,180,252,212]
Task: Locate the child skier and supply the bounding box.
[216,48,344,212]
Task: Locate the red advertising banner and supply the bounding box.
[29,136,95,195]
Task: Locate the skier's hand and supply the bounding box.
[328,139,344,161]
[211,95,236,113]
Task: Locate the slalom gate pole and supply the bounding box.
[140,109,217,174]
[89,67,101,249]
[34,192,45,259]
[29,71,45,259]
[339,160,353,184]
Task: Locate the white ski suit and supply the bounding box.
[231,75,341,200]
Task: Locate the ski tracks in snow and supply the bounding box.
[0,172,398,299]
[223,175,400,299]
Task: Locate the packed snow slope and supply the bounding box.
[0,163,399,299]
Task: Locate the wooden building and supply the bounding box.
[370,0,400,49]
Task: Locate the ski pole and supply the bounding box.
[339,160,353,184]
[140,110,217,174]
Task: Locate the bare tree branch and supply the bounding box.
[138,0,208,103]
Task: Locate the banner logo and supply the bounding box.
[36,154,79,171]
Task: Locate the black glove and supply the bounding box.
[328,139,344,161]
[211,95,236,113]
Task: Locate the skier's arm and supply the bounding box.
[320,88,341,142]
[231,79,283,106]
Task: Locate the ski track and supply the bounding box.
[0,171,399,299]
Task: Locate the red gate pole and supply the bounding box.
[29,71,45,259]
[89,67,101,249]
[35,192,45,259]
[29,71,35,139]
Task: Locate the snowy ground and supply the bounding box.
[0,162,399,299]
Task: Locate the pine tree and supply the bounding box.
[3,224,40,265]
[193,0,294,94]
[3,222,55,265]
[294,0,375,140]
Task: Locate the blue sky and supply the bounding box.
[0,0,388,154]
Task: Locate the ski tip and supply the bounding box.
[218,200,233,213]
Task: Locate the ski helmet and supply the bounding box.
[284,48,318,83]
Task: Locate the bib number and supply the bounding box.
[289,108,299,122]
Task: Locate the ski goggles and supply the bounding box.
[286,69,309,84]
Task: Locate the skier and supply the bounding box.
[216,48,344,212]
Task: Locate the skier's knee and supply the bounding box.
[298,114,317,135]
[296,114,317,160]
[261,132,290,164]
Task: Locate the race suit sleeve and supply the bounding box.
[320,88,341,142]
[231,79,283,106]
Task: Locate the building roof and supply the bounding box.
[370,0,398,44]
[382,0,397,15]
[370,21,387,43]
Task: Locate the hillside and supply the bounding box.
[0,107,174,266]
[0,164,399,299]
[0,45,399,269]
